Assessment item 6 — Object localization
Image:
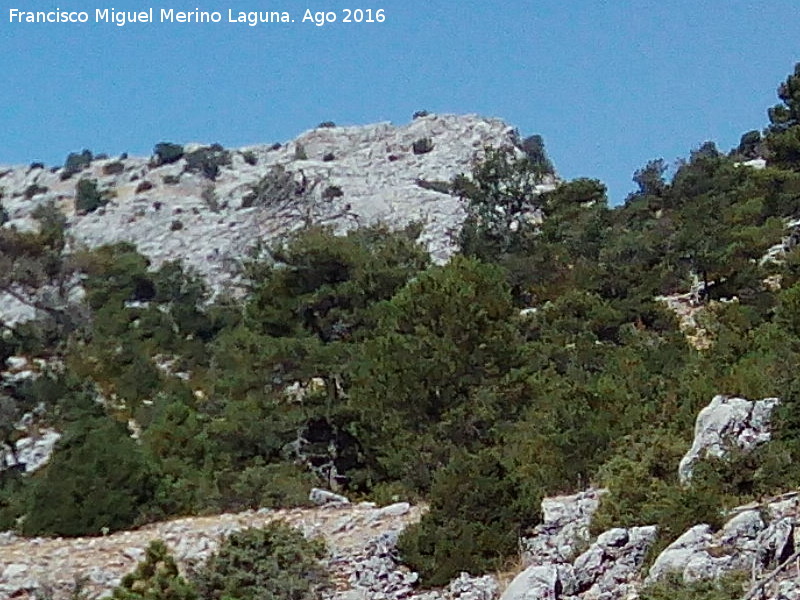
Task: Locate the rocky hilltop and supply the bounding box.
[0,114,552,305]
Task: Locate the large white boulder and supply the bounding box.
[678,395,780,483]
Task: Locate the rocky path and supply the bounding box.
[0,501,424,599]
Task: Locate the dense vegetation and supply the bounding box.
[2,63,800,592]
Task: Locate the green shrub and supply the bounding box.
[75,179,109,213]
[0,467,27,532]
[135,180,155,194]
[153,142,184,166]
[102,161,125,176]
[412,138,434,155]
[23,412,158,537]
[31,200,67,243]
[183,144,231,181]
[192,522,329,600]
[521,134,555,174]
[321,185,343,200]
[23,184,48,199]
[241,165,295,208]
[61,150,94,180]
[294,144,308,160]
[591,432,731,565]
[415,179,451,194]
[227,461,315,511]
[397,451,530,587]
[736,130,763,158]
[112,540,197,600]
[639,572,746,600]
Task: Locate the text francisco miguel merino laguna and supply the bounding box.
[8,8,299,27]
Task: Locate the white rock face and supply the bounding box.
[740,158,767,170]
[0,115,555,313]
[500,564,562,600]
[522,488,606,565]
[571,525,657,597]
[647,524,713,583]
[11,429,62,473]
[678,395,780,483]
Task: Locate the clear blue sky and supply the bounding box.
[1,0,798,203]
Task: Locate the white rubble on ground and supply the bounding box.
[678,395,780,484]
[0,114,556,326]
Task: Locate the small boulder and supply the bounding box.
[500,564,562,600]
[647,524,712,583]
[309,488,350,506]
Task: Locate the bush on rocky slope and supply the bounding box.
[75,178,109,214]
[191,522,328,600]
[23,408,158,536]
[61,149,93,180]
[112,540,197,600]
[397,450,529,586]
[639,572,746,600]
[152,142,184,166]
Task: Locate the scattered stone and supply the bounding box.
[377,502,411,519]
[310,488,351,506]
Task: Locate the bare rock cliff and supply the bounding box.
[0,115,554,303]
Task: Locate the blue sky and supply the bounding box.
[1,0,798,203]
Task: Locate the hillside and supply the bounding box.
[2,65,800,600]
[0,114,553,308]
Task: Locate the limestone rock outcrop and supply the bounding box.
[678,395,780,483]
[644,493,800,598]
[0,115,556,325]
[506,489,657,600]
[522,488,606,566]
